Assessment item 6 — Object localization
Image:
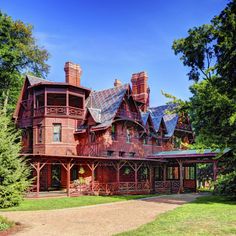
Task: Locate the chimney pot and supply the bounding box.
[114,79,122,87]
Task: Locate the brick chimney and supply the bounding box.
[64,62,82,87]
[114,79,122,87]
[131,71,150,112]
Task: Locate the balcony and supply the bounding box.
[34,106,84,119]
[116,109,140,121]
[176,123,192,131]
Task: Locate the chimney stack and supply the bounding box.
[64,62,82,87]
[131,71,150,112]
[114,79,122,87]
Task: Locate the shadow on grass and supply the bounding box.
[191,195,236,205]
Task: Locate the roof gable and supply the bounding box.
[86,84,129,128]
[149,104,178,137]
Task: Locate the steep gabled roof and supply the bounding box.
[149,104,178,137]
[26,74,49,85]
[86,84,129,129]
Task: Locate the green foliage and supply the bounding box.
[0,113,31,208]
[169,1,236,196]
[0,216,13,231]
[0,11,49,115]
[214,171,236,197]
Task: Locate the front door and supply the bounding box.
[51,164,61,188]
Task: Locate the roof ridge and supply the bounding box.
[91,83,129,94]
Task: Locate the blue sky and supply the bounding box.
[1,0,228,106]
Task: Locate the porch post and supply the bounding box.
[213,161,218,181]
[179,160,184,193]
[36,162,40,198]
[163,164,167,182]
[91,162,95,192]
[149,165,153,192]
[116,162,120,184]
[134,163,138,191]
[66,162,71,197]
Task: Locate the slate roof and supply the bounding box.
[149,104,178,137]
[26,74,49,85]
[86,84,129,129]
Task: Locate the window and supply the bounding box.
[111,124,117,140]
[184,167,195,180]
[167,167,179,179]
[129,152,135,157]
[126,129,131,143]
[107,150,114,157]
[143,136,148,145]
[38,124,42,143]
[53,123,61,142]
[156,138,162,146]
[119,151,125,157]
[90,132,96,143]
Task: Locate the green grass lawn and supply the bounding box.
[0,216,14,231]
[117,195,236,236]
[0,194,157,211]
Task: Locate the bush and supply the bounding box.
[214,171,236,198]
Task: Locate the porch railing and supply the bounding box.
[34,106,84,119]
[70,181,151,195]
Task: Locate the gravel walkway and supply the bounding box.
[1,193,201,236]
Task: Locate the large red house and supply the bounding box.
[14,62,220,197]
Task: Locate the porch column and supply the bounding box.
[213,161,218,181]
[116,162,120,184]
[66,162,71,197]
[91,163,95,192]
[163,164,167,182]
[134,163,138,191]
[36,162,40,198]
[149,165,154,192]
[178,160,184,193]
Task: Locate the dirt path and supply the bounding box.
[1,193,201,236]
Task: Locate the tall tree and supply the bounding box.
[171,1,236,195]
[0,11,50,114]
[0,112,31,208]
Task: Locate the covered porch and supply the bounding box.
[148,149,224,194]
[24,154,163,198]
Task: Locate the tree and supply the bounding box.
[0,11,50,115]
[0,112,31,208]
[171,1,236,196]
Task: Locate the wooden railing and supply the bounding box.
[93,181,151,194]
[176,123,191,131]
[70,181,151,195]
[155,180,180,194]
[34,106,84,119]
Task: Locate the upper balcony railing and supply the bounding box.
[34,106,84,119]
[176,123,192,131]
[116,109,140,121]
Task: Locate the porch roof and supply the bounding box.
[20,153,166,162]
[147,148,231,159]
